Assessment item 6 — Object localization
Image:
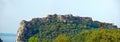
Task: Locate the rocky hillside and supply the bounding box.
[16,14,118,42]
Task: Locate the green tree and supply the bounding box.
[28,36,39,42]
[73,29,120,42]
[53,34,71,42]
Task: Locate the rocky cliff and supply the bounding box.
[16,20,28,42]
[16,14,118,42]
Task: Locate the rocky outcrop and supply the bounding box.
[16,14,118,42]
[16,20,28,42]
[0,38,3,42]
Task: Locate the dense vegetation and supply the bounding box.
[73,29,120,42]
[28,20,95,42]
[28,28,120,42]
[17,14,118,42]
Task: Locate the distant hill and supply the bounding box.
[16,14,118,42]
[0,33,16,36]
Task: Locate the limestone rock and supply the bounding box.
[16,20,28,42]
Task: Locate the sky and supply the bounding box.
[0,0,120,34]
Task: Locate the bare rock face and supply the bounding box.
[16,20,28,42]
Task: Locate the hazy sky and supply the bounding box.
[0,0,120,34]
